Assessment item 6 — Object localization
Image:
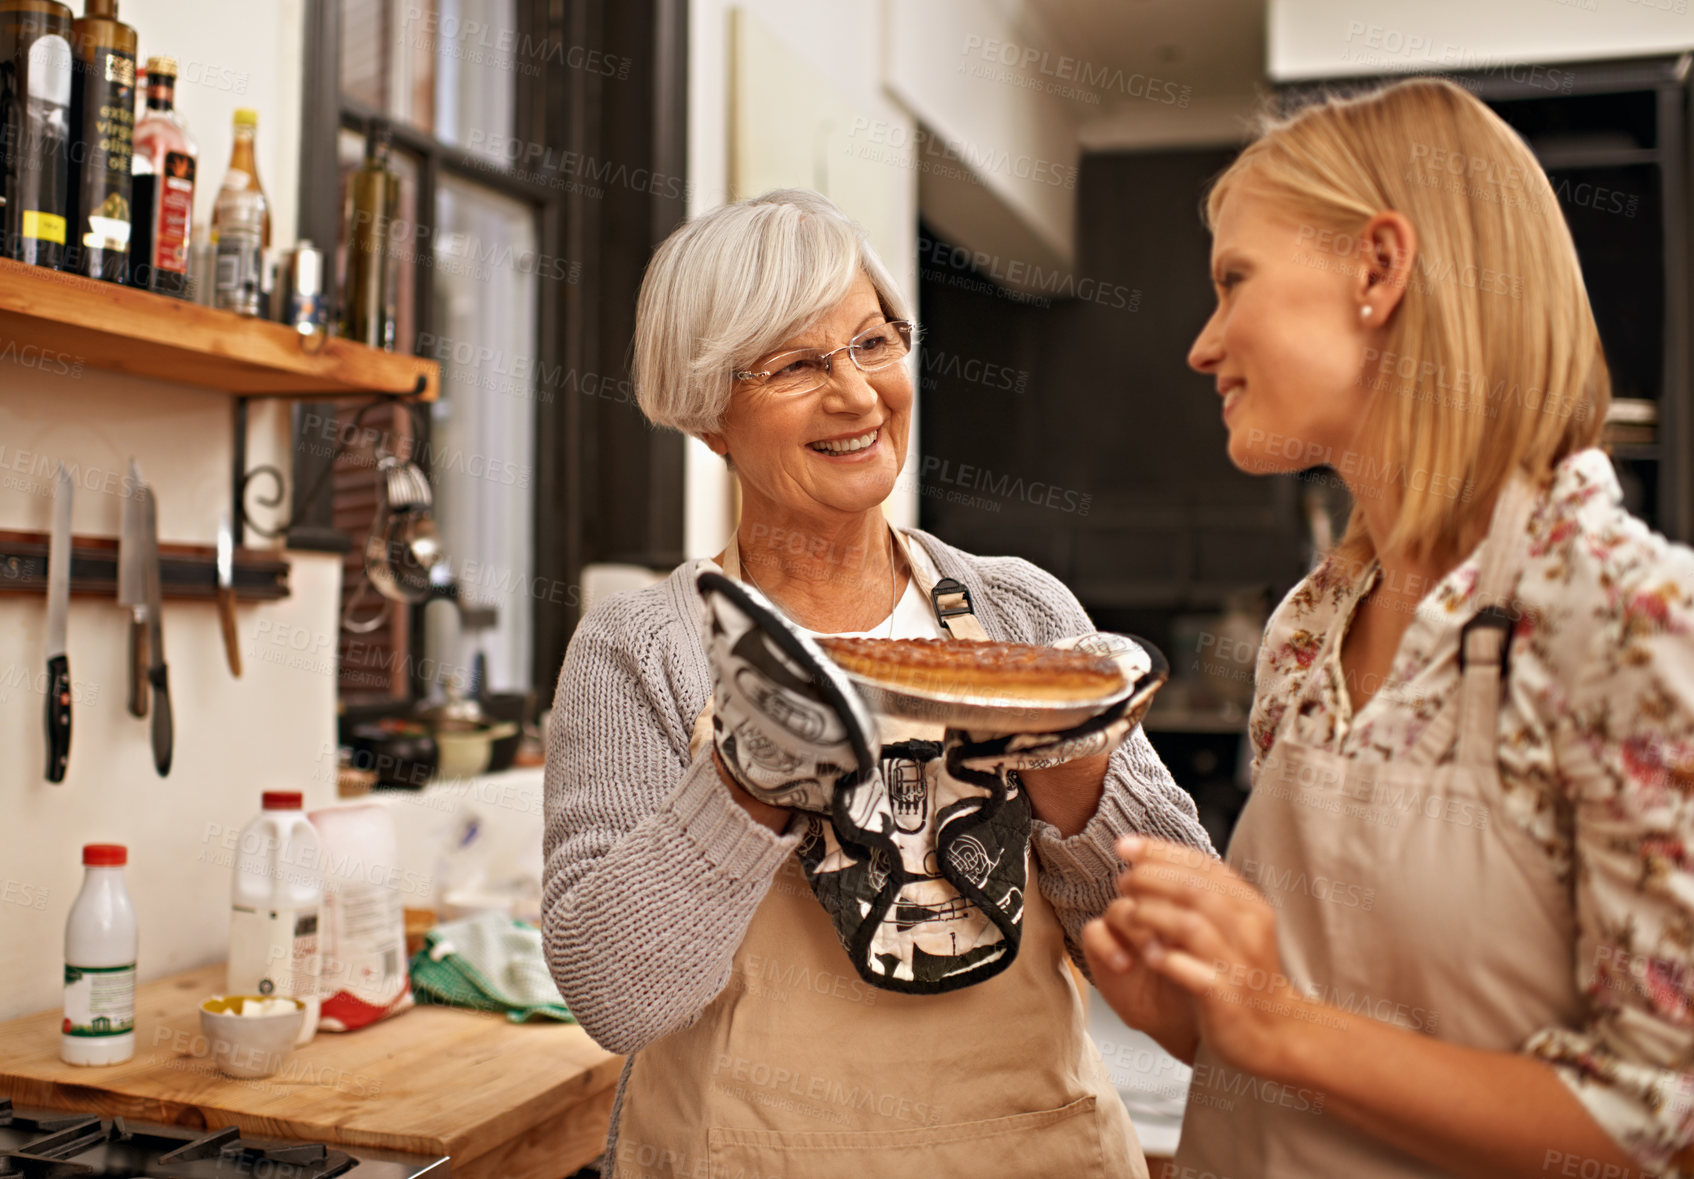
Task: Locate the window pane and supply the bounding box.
[423,176,538,693]
[341,0,518,160]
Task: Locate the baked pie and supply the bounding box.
[817,637,1127,703]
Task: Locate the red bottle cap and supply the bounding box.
[83,844,127,866]
[262,791,304,810]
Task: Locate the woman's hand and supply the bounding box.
[1082,907,1199,1062]
[1105,834,1320,1078]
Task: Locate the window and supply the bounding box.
[295,0,559,708]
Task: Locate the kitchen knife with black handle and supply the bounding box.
[44,464,72,783]
[140,486,173,776]
[118,458,148,717]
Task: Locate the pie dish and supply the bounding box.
[817,637,1126,701]
[817,635,1165,732]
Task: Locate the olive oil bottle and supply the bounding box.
[0,0,74,268]
[66,0,133,282]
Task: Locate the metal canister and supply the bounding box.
[276,239,327,337]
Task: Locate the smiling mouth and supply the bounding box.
[1223,387,1245,415]
[810,428,879,455]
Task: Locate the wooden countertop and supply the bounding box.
[0,965,622,1178]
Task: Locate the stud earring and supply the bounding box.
[1360,305,1374,320]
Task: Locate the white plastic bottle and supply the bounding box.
[228,791,322,1044]
[62,843,138,1066]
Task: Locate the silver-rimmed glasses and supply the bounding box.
[733,320,915,397]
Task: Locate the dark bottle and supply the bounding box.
[129,55,195,296]
[343,126,399,349]
[65,0,133,283]
[0,0,73,268]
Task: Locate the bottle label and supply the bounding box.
[228,907,321,999]
[73,48,134,254]
[63,963,136,1037]
[22,210,66,244]
[215,229,263,312]
[154,153,194,272]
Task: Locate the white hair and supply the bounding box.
[632,189,913,437]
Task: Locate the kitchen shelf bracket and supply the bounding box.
[231,377,429,545]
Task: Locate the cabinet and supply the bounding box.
[1282,54,1692,541]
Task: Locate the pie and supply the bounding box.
[817,637,1126,702]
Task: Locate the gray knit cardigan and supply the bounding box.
[542,528,1215,1165]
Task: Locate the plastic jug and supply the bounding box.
[227,791,322,1044]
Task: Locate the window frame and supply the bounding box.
[290,0,690,720]
[293,0,564,713]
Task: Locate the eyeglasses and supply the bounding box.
[733,320,914,397]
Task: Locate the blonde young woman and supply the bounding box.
[1083,78,1694,1177]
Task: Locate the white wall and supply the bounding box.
[124,0,305,248]
[884,0,1081,277]
[1269,0,1694,81]
[683,0,923,558]
[0,0,321,1023]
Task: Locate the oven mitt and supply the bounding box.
[947,634,1169,774]
[698,570,878,813]
[699,570,1027,994]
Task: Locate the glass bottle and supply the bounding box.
[212,107,270,316]
[343,125,399,349]
[0,0,74,268]
[62,843,137,1066]
[129,54,195,296]
[65,0,133,282]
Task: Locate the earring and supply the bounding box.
[1360,305,1374,320]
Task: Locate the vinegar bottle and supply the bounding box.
[62,843,137,1066]
[129,54,196,296]
[211,108,270,316]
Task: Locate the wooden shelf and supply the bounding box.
[0,257,437,400]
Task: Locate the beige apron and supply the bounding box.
[1176,476,1582,1176]
[613,530,1146,1179]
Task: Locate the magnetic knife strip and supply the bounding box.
[0,531,290,601]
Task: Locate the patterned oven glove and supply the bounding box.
[698,571,879,813]
[946,633,1170,776]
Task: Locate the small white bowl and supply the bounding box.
[199,995,305,1079]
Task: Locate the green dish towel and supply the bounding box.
[408,911,575,1023]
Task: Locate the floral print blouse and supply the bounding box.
[1249,448,1694,1173]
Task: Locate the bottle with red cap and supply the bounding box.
[62,843,137,1065]
[227,791,322,1044]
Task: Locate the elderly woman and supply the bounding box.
[1087,78,1694,1178]
[543,188,1212,1177]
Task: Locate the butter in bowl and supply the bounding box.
[199,995,306,1079]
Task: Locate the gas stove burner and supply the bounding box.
[0,1100,442,1178]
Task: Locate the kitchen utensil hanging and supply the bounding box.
[344,440,449,633]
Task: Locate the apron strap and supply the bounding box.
[1407,474,1542,767]
[892,529,990,642]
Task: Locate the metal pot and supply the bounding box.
[431,719,519,780]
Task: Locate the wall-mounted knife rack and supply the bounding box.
[0,531,290,601]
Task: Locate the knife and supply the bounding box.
[43,464,72,783]
[118,458,148,717]
[216,509,242,677]
[140,486,173,776]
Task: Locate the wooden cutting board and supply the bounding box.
[0,965,622,1178]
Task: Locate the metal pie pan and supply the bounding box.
[840,671,1158,733]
